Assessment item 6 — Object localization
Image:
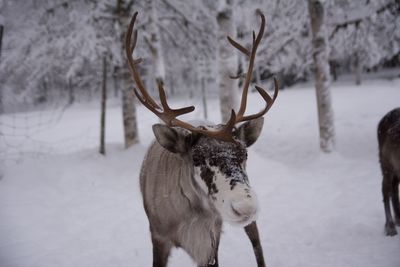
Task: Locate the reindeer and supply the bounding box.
[126,11,278,267]
[378,108,400,236]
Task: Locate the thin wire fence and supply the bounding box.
[0,99,100,163]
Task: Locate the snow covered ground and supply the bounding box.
[1,77,400,267]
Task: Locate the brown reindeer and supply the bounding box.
[378,108,400,236]
[126,12,278,266]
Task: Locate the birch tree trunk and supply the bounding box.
[99,55,107,155]
[353,51,362,85]
[217,0,239,122]
[117,0,138,148]
[0,24,3,61]
[308,0,335,153]
[0,24,3,113]
[113,66,120,97]
[198,57,208,120]
[121,70,139,148]
[68,78,74,105]
[353,23,362,86]
[146,0,165,87]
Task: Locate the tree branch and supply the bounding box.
[328,1,399,40]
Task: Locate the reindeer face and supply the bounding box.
[152,117,264,226]
[191,137,258,226]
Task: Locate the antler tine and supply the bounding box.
[227,11,278,124]
[127,12,238,142]
[157,83,195,123]
[126,12,160,109]
[127,12,277,144]
[227,36,251,57]
[236,12,266,121]
[129,27,144,66]
[130,29,138,53]
[126,12,194,118]
[235,78,279,123]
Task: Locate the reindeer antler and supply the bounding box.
[227,11,279,123]
[126,11,278,143]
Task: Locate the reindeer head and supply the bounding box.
[152,118,263,225]
[126,12,278,226]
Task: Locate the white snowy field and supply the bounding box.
[1,77,400,267]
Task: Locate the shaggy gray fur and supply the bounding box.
[140,141,222,265]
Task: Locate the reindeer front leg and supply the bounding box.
[244,221,266,267]
[151,234,172,267]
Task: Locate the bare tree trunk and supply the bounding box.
[99,55,107,155]
[88,83,93,100]
[201,77,208,120]
[38,76,48,104]
[353,51,362,85]
[352,22,362,86]
[121,74,139,148]
[118,0,139,148]
[308,0,335,153]
[0,24,3,114]
[329,60,338,82]
[169,76,175,96]
[113,66,120,98]
[198,56,208,120]
[68,78,74,105]
[0,24,3,61]
[217,0,239,122]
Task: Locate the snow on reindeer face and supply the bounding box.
[191,136,258,226]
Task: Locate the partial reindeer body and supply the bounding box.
[140,122,264,266]
[378,108,400,236]
[140,138,222,265]
[126,10,276,267]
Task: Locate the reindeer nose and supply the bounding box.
[231,199,257,219]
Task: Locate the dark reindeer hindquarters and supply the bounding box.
[378,108,400,236]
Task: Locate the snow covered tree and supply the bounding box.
[152,0,218,99]
[0,0,120,106]
[1,0,398,122]
[0,0,141,146]
[255,0,312,88]
[308,0,335,153]
[113,0,139,148]
[327,0,400,84]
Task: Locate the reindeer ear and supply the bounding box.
[234,117,264,147]
[152,124,190,153]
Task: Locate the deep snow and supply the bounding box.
[1,77,400,267]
